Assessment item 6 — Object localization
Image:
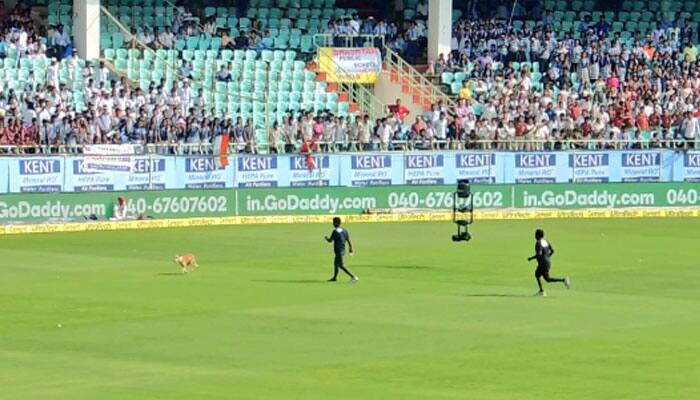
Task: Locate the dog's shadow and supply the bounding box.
[157,272,186,277]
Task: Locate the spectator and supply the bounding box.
[50,24,71,59]
[111,196,127,221]
[387,99,410,124]
[158,26,176,49]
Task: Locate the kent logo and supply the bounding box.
[684,153,700,167]
[132,159,166,173]
[73,160,98,175]
[352,155,390,169]
[516,154,555,168]
[406,154,443,169]
[290,155,329,170]
[622,152,659,167]
[187,158,225,172]
[237,156,277,171]
[457,153,494,167]
[569,153,609,167]
[20,159,60,175]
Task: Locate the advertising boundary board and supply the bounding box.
[0,182,699,233]
[1,150,699,193]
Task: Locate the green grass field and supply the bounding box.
[1,218,699,399]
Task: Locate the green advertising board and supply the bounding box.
[0,183,699,223]
[513,182,700,209]
[0,190,234,222]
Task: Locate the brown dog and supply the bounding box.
[174,254,199,274]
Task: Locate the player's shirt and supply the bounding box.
[330,228,349,254]
[535,239,553,265]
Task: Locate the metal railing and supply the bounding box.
[312,34,385,50]
[1,138,696,156]
[383,47,456,112]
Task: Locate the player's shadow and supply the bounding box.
[355,264,434,270]
[253,279,327,284]
[462,294,532,298]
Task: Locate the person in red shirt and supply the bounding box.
[0,119,8,145]
[410,116,426,139]
[606,74,620,90]
[387,99,410,123]
[312,117,324,142]
[580,117,593,137]
[569,103,583,120]
[20,119,39,147]
[660,111,673,129]
[636,113,650,132]
[299,138,317,172]
[649,111,661,129]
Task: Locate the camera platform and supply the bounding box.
[452,179,473,242]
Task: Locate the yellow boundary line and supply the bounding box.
[1,208,699,235]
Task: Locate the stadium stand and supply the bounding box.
[1,0,699,154]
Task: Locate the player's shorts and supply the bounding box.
[334,252,344,268]
[535,262,551,277]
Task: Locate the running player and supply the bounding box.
[528,229,570,296]
[324,217,359,283]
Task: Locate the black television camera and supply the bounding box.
[452,179,473,242]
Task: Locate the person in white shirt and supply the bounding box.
[158,26,176,49]
[111,196,128,221]
[38,100,52,124]
[22,102,37,128]
[535,118,550,150]
[681,112,699,147]
[380,118,395,150]
[50,25,71,59]
[96,62,110,86]
[137,28,154,47]
[17,29,28,55]
[357,115,372,147]
[349,14,360,37]
[46,59,60,89]
[435,112,448,147]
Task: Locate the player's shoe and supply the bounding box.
[327,278,337,282]
[564,277,571,289]
[350,276,359,283]
[535,290,546,297]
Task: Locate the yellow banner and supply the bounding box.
[1,209,698,235]
[318,47,382,84]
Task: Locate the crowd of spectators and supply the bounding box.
[134,11,272,52]
[0,6,48,59]
[1,1,700,153]
[415,10,700,149]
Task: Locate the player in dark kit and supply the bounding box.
[324,217,359,283]
[528,229,570,296]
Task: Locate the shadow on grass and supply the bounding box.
[462,294,532,298]
[353,264,434,270]
[157,272,185,276]
[253,279,327,284]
